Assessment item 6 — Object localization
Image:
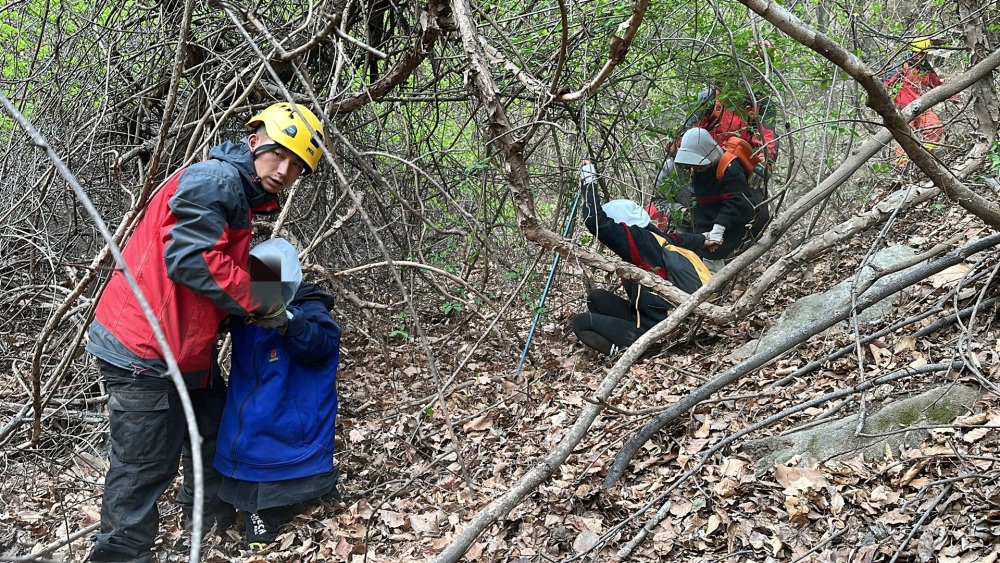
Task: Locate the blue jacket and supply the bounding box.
[215,284,341,482]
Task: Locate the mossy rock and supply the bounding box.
[740,384,981,474]
[727,246,919,362]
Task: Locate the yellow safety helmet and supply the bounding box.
[246,102,325,174]
[911,37,932,54]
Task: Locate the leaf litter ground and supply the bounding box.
[3,195,1000,562]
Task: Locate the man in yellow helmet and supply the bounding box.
[85,102,325,562]
[883,37,949,167]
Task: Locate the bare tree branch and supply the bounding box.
[605,234,1000,486]
[736,0,1000,227]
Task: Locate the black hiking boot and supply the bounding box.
[245,510,284,551]
[87,542,154,563]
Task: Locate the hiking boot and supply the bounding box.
[321,467,343,503]
[575,329,622,357]
[87,542,154,563]
[245,511,281,550]
[322,483,344,503]
[181,504,236,537]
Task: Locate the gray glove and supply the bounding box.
[249,305,289,330]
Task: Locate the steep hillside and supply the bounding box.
[4,181,999,562]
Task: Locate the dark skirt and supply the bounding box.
[217,467,340,513]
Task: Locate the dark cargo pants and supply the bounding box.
[572,288,655,355]
[89,360,234,561]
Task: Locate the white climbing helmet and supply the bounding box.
[674,128,723,166]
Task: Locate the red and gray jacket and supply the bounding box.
[883,58,943,109]
[87,140,280,388]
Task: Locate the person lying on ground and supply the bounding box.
[572,160,711,356]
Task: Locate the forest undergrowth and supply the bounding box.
[3,184,1000,563]
[2,0,998,560]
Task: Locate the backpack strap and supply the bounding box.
[705,88,725,130]
[716,137,762,180]
[716,152,739,181]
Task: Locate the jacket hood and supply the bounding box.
[209,139,280,213]
[294,282,335,310]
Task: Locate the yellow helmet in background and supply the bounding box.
[247,102,325,174]
[911,37,932,54]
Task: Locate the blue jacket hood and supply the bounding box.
[295,282,335,310]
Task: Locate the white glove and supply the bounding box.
[580,160,597,184]
[707,224,726,242]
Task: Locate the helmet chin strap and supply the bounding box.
[248,132,280,157]
[252,142,280,158]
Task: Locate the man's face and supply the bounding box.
[248,133,307,194]
[677,162,711,174]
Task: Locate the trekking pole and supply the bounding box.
[515,184,582,376]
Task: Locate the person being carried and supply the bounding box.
[883,36,953,168]
[85,102,325,563]
[215,238,342,551]
[571,160,712,357]
[671,127,766,272]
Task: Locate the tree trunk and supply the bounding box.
[958,0,1000,146]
